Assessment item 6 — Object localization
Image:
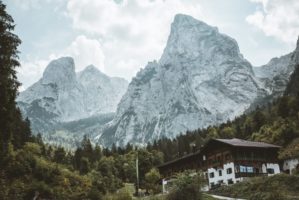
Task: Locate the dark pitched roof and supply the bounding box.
[157,152,199,168]
[214,138,281,148]
[157,138,281,169]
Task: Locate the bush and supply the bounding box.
[145,168,161,194]
[104,190,132,200]
[249,189,285,200]
[24,181,54,200]
[211,174,299,199]
[88,186,104,200]
[167,172,202,200]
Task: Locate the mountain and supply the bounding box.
[97,14,269,146]
[78,65,128,116]
[248,37,299,111]
[253,53,294,98]
[17,57,128,135]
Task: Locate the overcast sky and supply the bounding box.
[3,0,299,91]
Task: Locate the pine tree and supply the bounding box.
[0,1,31,162]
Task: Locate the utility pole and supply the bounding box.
[135,149,140,197]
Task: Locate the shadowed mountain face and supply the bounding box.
[17,57,128,134]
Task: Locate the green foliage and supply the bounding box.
[104,190,132,200]
[53,147,66,164]
[145,168,161,194]
[167,172,202,200]
[0,0,32,165]
[79,157,91,174]
[279,138,299,159]
[211,174,299,200]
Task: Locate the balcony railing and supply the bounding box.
[235,172,268,178]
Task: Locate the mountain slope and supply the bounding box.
[17,57,128,134]
[98,14,268,146]
[78,65,128,116]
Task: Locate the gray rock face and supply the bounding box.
[98,14,267,146]
[17,57,128,133]
[18,15,299,148]
[253,37,299,98]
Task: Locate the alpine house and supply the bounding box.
[158,138,281,189]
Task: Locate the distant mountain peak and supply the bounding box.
[42,57,76,86]
[160,14,241,66]
[17,57,128,131]
[84,64,100,72]
[173,14,215,30]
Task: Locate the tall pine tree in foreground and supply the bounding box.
[0,1,31,163]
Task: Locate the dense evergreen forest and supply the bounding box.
[1,0,299,199]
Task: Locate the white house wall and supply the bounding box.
[283,159,299,174]
[207,162,242,187]
[262,163,280,175]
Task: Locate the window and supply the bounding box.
[227,179,234,184]
[227,168,233,174]
[219,170,222,176]
[267,168,275,174]
[209,172,215,178]
[240,165,246,172]
[246,166,254,173]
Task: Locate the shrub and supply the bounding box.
[104,190,132,200]
[167,172,202,200]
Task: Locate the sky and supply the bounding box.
[3,0,299,91]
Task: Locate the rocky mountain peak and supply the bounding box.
[98,14,263,147]
[172,14,212,29]
[17,57,128,131]
[42,57,76,86]
[160,14,241,66]
[80,65,108,79]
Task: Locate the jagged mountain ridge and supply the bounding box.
[98,14,273,147]
[17,57,128,133]
[18,14,299,148]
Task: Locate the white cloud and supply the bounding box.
[17,56,56,91]
[66,0,203,79]
[63,35,105,72]
[246,0,299,44]
[17,35,105,90]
